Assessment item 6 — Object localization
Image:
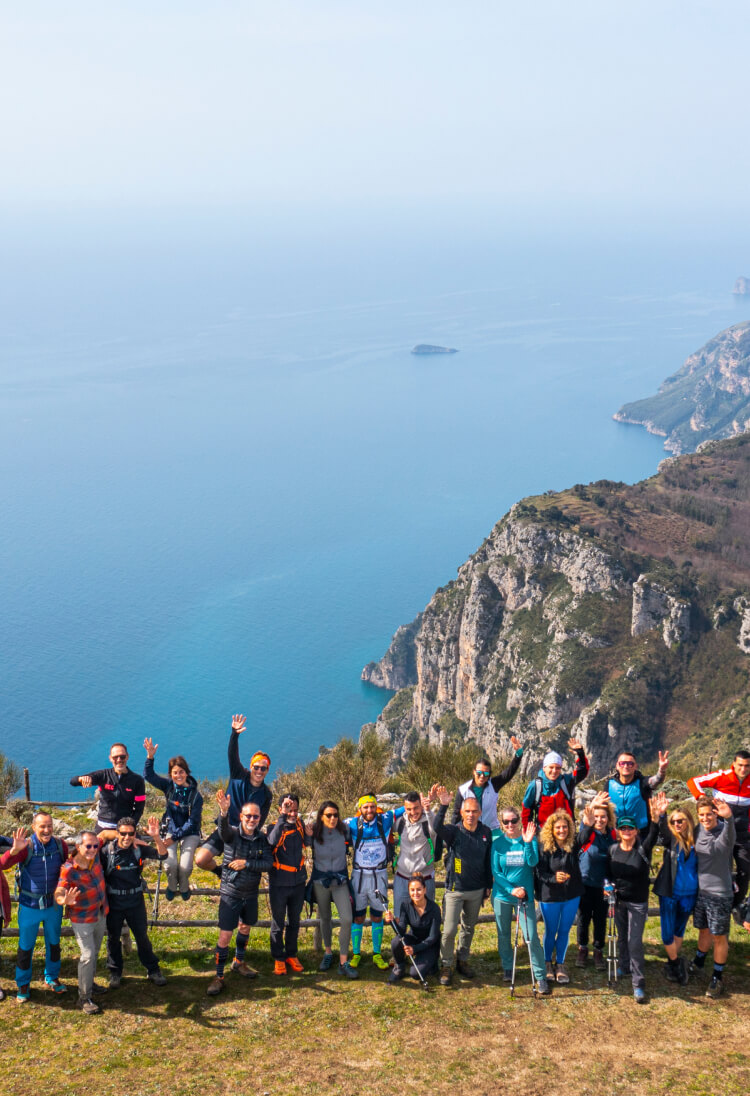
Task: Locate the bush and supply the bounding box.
[395,738,489,792]
[271,731,391,815]
[0,751,22,804]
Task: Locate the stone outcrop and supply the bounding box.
[631,576,691,647]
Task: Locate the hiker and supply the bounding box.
[392,786,442,914]
[576,792,617,971]
[267,793,307,975]
[0,833,9,1001]
[194,714,272,877]
[143,738,203,900]
[343,794,405,971]
[607,749,668,838]
[70,743,147,835]
[536,809,585,984]
[451,737,524,830]
[55,830,110,1014]
[651,791,697,986]
[0,814,70,1002]
[206,789,273,996]
[434,787,492,985]
[384,872,441,984]
[305,800,358,978]
[689,795,736,998]
[688,750,750,912]
[584,801,660,1004]
[100,815,168,989]
[521,739,589,828]
[491,808,550,994]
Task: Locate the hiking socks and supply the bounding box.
[693,949,707,969]
[215,946,229,978]
[713,963,725,980]
[371,920,384,956]
[351,923,363,956]
[235,932,249,962]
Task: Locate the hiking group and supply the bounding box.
[1,715,749,1012]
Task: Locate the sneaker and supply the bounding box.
[575,947,588,969]
[349,954,361,969]
[91,982,108,995]
[44,979,67,994]
[319,953,334,972]
[206,975,225,996]
[108,972,122,989]
[286,957,304,973]
[79,997,101,1015]
[502,969,512,983]
[456,958,475,978]
[439,967,453,986]
[180,891,191,901]
[273,960,288,976]
[148,969,167,986]
[536,978,552,996]
[633,987,647,1004]
[231,960,258,979]
[688,960,704,977]
[372,953,389,971]
[617,966,630,979]
[387,966,405,984]
[338,961,359,980]
[555,963,570,985]
[678,957,690,986]
[705,975,724,999]
[593,948,606,972]
[16,986,31,1004]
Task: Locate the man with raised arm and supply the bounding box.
[0,813,70,1002]
[688,749,750,912]
[521,739,589,828]
[70,743,146,836]
[194,714,273,878]
[392,785,442,915]
[451,737,524,830]
[607,748,669,838]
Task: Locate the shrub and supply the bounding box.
[271,730,391,815]
[0,751,22,804]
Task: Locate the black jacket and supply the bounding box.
[70,767,147,827]
[100,841,164,909]
[652,816,697,899]
[218,815,274,896]
[435,805,492,893]
[266,815,307,888]
[536,837,585,902]
[600,822,658,904]
[392,897,442,953]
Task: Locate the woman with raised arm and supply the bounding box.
[576,792,617,971]
[536,810,585,985]
[491,808,550,994]
[143,738,203,902]
[305,801,358,979]
[383,872,441,985]
[651,790,697,986]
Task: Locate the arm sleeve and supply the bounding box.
[535,850,557,885]
[687,770,718,799]
[70,769,107,788]
[218,814,234,843]
[657,814,672,847]
[647,769,665,791]
[254,840,275,873]
[716,814,736,853]
[228,731,246,780]
[491,749,523,791]
[0,847,27,870]
[143,759,169,793]
[520,779,536,828]
[524,838,539,869]
[171,790,204,840]
[132,776,147,825]
[483,835,493,890]
[413,907,441,953]
[434,805,455,845]
[450,789,463,826]
[640,821,660,858]
[573,749,589,785]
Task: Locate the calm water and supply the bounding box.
[2,203,750,795]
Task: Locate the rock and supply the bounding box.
[53,819,77,839]
[734,276,750,295]
[362,615,422,690]
[631,576,690,647]
[734,597,750,654]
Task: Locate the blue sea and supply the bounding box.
[2,201,750,796]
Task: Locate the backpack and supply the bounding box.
[15,836,66,904]
[394,815,443,870]
[272,819,306,874]
[530,775,573,822]
[354,815,391,868]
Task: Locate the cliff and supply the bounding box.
[614,321,750,455]
[362,435,750,776]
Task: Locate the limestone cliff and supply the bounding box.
[614,321,750,455]
[362,436,750,776]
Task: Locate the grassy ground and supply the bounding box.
[1,871,749,1096]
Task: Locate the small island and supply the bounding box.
[734,276,750,295]
[411,344,458,355]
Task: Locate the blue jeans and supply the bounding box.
[15,902,64,987]
[539,896,580,963]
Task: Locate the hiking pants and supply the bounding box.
[269,882,306,960]
[313,880,352,955]
[15,903,63,988]
[492,896,546,984]
[440,887,484,967]
[106,900,160,975]
[392,873,436,917]
[615,898,647,990]
[733,840,750,907]
[165,834,201,894]
[392,937,439,978]
[577,884,608,951]
[71,914,107,1000]
[540,896,580,963]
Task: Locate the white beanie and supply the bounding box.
[543,751,564,767]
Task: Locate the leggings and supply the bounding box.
[577,885,608,950]
[165,835,201,893]
[539,896,580,963]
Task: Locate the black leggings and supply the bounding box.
[392,938,439,978]
[577,885,608,951]
[269,883,306,960]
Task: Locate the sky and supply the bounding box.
[1,1,748,213]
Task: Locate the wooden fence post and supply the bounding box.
[23,768,31,803]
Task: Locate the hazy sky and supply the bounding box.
[2,1,748,210]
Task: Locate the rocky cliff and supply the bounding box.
[362,435,750,776]
[614,321,750,455]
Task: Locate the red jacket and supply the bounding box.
[0,869,10,924]
[688,767,750,840]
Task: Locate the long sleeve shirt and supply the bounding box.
[491,831,538,904]
[592,822,658,904]
[695,815,736,898]
[143,759,203,839]
[451,749,524,828]
[435,804,492,893]
[521,749,589,828]
[225,732,272,828]
[58,856,109,923]
[392,897,442,953]
[69,767,146,827]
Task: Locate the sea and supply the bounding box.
[2,201,750,798]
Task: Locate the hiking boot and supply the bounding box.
[338,961,359,980]
[231,960,258,979]
[16,986,31,1004]
[593,948,606,972]
[456,958,475,979]
[536,978,552,996]
[633,987,647,1004]
[617,965,631,979]
[705,975,724,999]
[79,997,101,1015]
[575,946,588,968]
[664,961,681,983]
[286,957,304,973]
[372,953,389,971]
[387,966,406,984]
[273,960,288,976]
[678,957,690,986]
[319,953,334,971]
[439,967,453,986]
[545,961,556,981]
[91,982,108,995]
[206,975,224,996]
[555,963,570,985]
[688,960,704,978]
[502,969,512,983]
[348,954,361,969]
[165,888,177,902]
[108,971,122,989]
[44,978,67,994]
[148,969,167,986]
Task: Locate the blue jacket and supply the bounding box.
[144,759,203,840]
[18,834,67,908]
[578,824,617,887]
[606,770,659,832]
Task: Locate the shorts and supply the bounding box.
[218,891,259,932]
[201,829,225,858]
[693,892,732,937]
[351,867,388,918]
[659,893,696,945]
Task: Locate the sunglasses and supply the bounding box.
[251,765,269,772]
[618,826,636,832]
[81,842,99,849]
[502,818,520,825]
[475,770,490,777]
[618,761,636,767]
[323,811,339,818]
[672,818,687,825]
[241,813,260,820]
[111,754,127,762]
[118,831,136,837]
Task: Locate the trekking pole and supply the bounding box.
[374,888,430,992]
[509,902,522,998]
[605,884,617,988]
[518,901,539,998]
[151,858,163,928]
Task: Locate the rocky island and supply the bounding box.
[411,344,458,355]
[362,434,750,776]
[734,276,750,295]
[614,321,750,455]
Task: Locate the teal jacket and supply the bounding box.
[491,830,538,904]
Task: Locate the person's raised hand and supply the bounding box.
[522,821,536,843]
[658,750,669,773]
[428,783,441,802]
[10,827,30,855]
[62,885,81,907]
[216,788,231,815]
[143,737,158,759]
[715,798,733,820]
[231,714,246,735]
[146,816,161,838]
[568,738,583,752]
[510,735,522,751]
[436,786,452,807]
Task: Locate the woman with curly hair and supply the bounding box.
[652,791,697,986]
[536,809,584,983]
